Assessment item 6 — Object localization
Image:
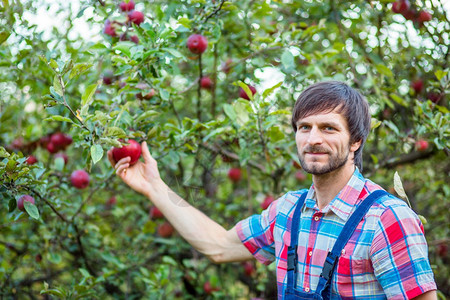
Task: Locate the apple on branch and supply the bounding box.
[112,139,142,165]
[186,34,208,54]
[70,170,90,189]
[17,195,35,211]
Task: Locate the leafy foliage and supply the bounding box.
[0,0,448,298]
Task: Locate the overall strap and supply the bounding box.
[286,192,308,290]
[315,189,389,295]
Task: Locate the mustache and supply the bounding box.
[303,145,329,153]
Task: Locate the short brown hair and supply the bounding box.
[291,81,370,171]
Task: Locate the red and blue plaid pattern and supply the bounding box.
[236,169,436,299]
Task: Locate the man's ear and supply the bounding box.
[350,140,362,153]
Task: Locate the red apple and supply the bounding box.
[200,76,213,89]
[401,8,416,21]
[415,139,429,152]
[104,20,117,37]
[46,142,58,154]
[40,135,51,148]
[295,171,307,182]
[392,0,410,14]
[203,281,219,295]
[130,35,139,44]
[119,0,135,12]
[50,132,71,151]
[418,10,432,23]
[17,195,35,211]
[227,168,242,182]
[103,70,114,85]
[411,79,423,94]
[128,11,144,26]
[70,170,90,189]
[427,92,442,104]
[239,85,257,100]
[157,222,174,238]
[106,196,117,207]
[186,34,208,54]
[54,153,68,165]
[11,137,24,150]
[26,155,38,165]
[242,261,255,276]
[261,195,275,210]
[35,253,42,263]
[112,139,142,165]
[149,206,164,219]
[437,243,448,258]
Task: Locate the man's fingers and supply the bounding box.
[107,148,116,166]
[115,157,131,169]
[116,163,130,176]
[142,141,156,164]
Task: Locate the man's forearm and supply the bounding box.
[146,181,251,262]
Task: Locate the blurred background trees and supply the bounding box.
[0,0,448,298]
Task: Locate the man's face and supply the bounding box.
[294,110,360,175]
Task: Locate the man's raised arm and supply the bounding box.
[107,141,253,263]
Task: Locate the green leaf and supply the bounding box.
[136,110,159,123]
[50,59,58,70]
[43,115,73,123]
[267,126,285,142]
[237,81,254,101]
[0,31,11,44]
[0,147,10,158]
[281,50,294,70]
[434,69,447,81]
[262,81,283,98]
[162,48,184,58]
[24,201,39,219]
[393,171,410,206]
[54,157,64,171]
[79,268,91,278]
[159,89,170,101]
[177,17,191,29]
[223,103,237,123]
[104,127,127,138]
[375,64,393,78]
[82,83,98,107]
[389,93,407,107]
[53,75,63,96]
[90,144,103,165]
[69,63,92,80]
[113,41,135,58]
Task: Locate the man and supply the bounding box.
[108,81,437,299]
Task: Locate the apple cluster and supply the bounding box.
[391,0,432,25]
[103,0,144,44]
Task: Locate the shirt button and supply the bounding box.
[308,251,313,256]
[305,287,310,292]
[314,216,320,221]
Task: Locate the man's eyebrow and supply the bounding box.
[295,120,343,128]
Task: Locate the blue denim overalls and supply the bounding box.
[284,190,388,299]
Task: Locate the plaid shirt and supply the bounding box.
[236,169,436,299]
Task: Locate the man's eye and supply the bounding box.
[325,126,335,131]
[299,125,309,130]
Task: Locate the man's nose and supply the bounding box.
[306,127,323,145]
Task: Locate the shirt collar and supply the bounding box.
[304,168,366,221]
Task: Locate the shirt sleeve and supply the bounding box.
[370,199,437,299]
[235,198,280,265]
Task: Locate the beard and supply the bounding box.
[298,145,350,175]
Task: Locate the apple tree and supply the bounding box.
[0,0,448,298]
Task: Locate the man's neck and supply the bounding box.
[312,163,356,210]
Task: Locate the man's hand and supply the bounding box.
[107,141,165,198]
